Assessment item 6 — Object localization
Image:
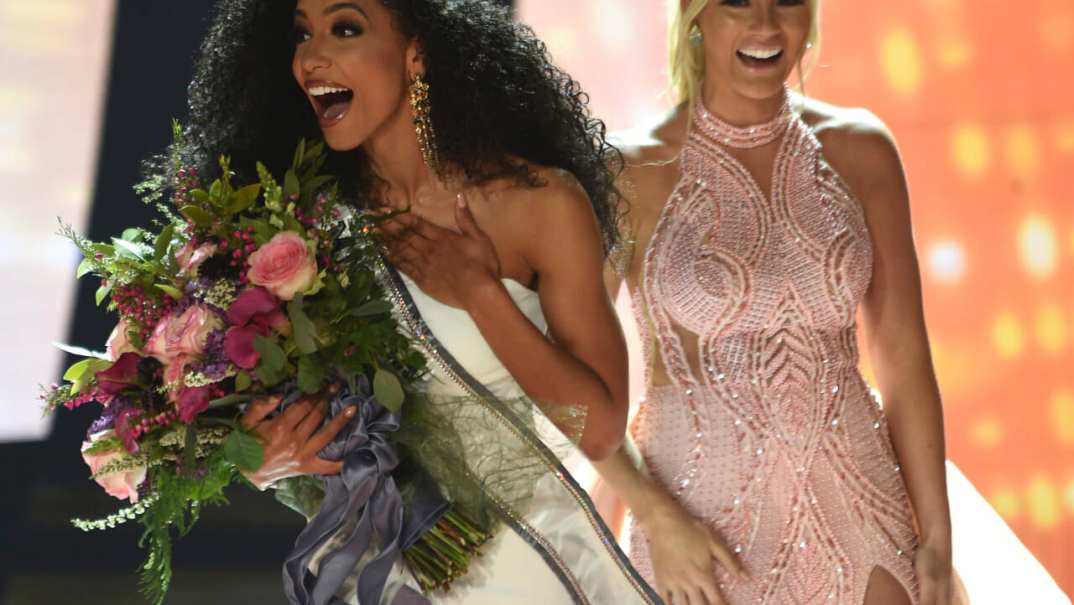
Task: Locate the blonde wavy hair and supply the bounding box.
[668,0,822,106]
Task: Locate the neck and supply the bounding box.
[363,102,444,206]
[699,77,787,127]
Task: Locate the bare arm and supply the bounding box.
[384,183,629,461]
[847,120,953,573]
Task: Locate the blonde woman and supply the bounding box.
[595,1,955,603]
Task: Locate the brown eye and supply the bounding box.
[332,22,363,38]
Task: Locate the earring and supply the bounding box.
[689,26,703,45]
[408,73,439,173]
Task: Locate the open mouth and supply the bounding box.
[308,84,354,122]
[736,48,783,68]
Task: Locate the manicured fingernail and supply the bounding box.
[344,406,357,417]
[456,194,466,208]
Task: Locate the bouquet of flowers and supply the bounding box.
[43,124,493,604]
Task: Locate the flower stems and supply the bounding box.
[402,508,491,593]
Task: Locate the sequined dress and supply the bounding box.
[627,96,921,604]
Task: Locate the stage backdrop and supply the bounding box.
[518,0,1074,595]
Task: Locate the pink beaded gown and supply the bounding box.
[627,94,921,604]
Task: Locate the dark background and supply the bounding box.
[1,1,512,604]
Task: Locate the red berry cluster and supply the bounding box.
[130,410,180,440]
[171,166,201,206]
[112,283,175,333]
[62,391,98,410]
[226,226,259,280]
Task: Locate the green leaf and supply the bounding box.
[283,170,300,202]
[76,257,94,279]
[287,296,318,354]
[274,475,325,521]
[189,189,210,204]
[63,358,112,395]
[227,183,261,215]
[153,224,175,262]
[180,205,214,227]
[373,369,404,412]
[234,370,251,393]
[253,336,286,371]
[95,283,112,306]
[112,237,148,261]
[156,284,183,300]
[239,217,275,245]
[292,139,307,171]
[349,300,392,317]
[208,180,224,206]
[121,228,144,242]
[297,355,326,394]
[223,430,263,472]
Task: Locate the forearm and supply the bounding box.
[879,359,952,550]
[464,280,626,456]
[591,435,677,525]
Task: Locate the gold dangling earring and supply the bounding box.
[408,73,439,173]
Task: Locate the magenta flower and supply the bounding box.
[96,353,141,403]
[224,287,291,370]
[177,386,212,423]
[115,406,143,454]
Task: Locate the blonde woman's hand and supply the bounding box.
[238,388,356,490]
[639,499,745,605]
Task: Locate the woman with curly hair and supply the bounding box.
[168,0,661,603]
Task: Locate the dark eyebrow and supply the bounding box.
[294,3,369,19]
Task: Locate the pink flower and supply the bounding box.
[246,231,318,300]
[175,240,218,276]
[224,288,291,369]
[145,304,223,364]
[81,430,147,503]
[106,319,138,361]
[163,354,193,400]
[95,353,141,404]
[177,386,212,423]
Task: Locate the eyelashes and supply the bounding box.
[292,21,364,45]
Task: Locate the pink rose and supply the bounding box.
[81,430,147,502]
[175,241,218,276]
[224,287,291,369]
[163,354,193,400]
[246,231,317,300]
[106,319,138,361]
[145,304,223,364]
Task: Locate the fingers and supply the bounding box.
[454,193,483,238]
[294,400,329,441]
[710,538,746,577]
[280,397,318,429]
[305,457,344,476]
[683,584,707,605]
[241,394,282,429]
[696,574,726,605]
[306,404,358,455]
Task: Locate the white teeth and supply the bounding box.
[309,85,350,97]
[740,48,782,60]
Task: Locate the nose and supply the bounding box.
[297,37,331,74]
[749,3,780,36]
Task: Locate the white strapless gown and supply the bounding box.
[317,274,661,605]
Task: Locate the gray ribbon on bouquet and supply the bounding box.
[282,378,448,605]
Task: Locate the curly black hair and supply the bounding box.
[165,0,623,251]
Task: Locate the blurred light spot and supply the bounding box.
[991,311,1024,359]
[1065,480,1074,514]
[1026,476,1061,529]
[1018,214,1058,279]
[880,29,921,96]
[989,486,1021,521]
[1004,125,1041,182]
[951,125,990,179]
[1040,12,1074,54]
[1035,304,1067,354]
[1055,120,1074,153]
[587,0,635,52]
[937,37,972,68]
[970,416,1004,449]
[925,240,966,284]
[1051,390,1074,446]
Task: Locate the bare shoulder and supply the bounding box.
[798,95,906,199]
